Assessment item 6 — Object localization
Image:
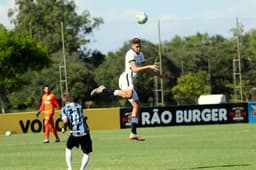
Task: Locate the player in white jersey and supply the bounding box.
[91,37,159,141]
[61,92,92,170]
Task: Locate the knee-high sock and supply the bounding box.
[65,148,72,170]
[51,125,59,140]
[80,153,90,170]
[103,88,114,95]
[44,123,50,140]
[48,118,60,140]
[131,117,138,134]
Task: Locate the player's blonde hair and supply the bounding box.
[62,92,73,103]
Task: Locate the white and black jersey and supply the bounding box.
[124,49,145,79]
[118,49,145,102]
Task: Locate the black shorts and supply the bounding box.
[66,133,93,154]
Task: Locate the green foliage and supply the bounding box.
[164,33,242,103]
[0,24,7,32]
[0,30,50,112]
[94,51,124,89]
[66,53,96,104]
[172,71,210,105]
[7,51,99,110]
[9,0,103,54]
[5,0,104,111]
[0,31,49,73]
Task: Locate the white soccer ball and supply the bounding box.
[135,12,148,24]
[5,130,11,136]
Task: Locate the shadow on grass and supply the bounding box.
[189,163,250,169]
[168,163,250,170]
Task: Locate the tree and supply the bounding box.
[7,50,100,111]
[6,0,104,111]
[236,29,256,101]
[163,35,186,76]
[8,0,103,54]
[162,33,238,101]
[171,71,210,105]
[0,24,7,32]
[0,30,50,113]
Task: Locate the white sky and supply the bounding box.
[1,0,256,53]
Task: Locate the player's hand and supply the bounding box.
[84,116,88,121]
[149,64,159,72]
[61,127,66,133]
[36,111,40,118]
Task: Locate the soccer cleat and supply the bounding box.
[90,85,106,96]
[129,133,145,141]
[54,139,60,143]
[43,139,49,143]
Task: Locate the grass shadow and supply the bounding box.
[189,163,250,169]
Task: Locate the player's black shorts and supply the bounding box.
[66,133,92,154]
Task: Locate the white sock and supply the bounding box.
[65,148,72,170]
[113,90,119,96]
[80,153,90,170]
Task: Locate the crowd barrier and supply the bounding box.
[1,102,256,135]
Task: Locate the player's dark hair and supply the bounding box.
[44,85,49,88]
[43,85,51,91]
[131,37,141,44]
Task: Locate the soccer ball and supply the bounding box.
[135,12,148,24]
[5,131,11,136]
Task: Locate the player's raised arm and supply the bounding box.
[129,60,159,73]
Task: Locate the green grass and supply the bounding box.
[1,124,256,170]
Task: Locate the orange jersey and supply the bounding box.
[39,93,61,116]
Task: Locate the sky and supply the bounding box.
[1,0,256,53]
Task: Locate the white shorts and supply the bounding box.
[118,72,139,102]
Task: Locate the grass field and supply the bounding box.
[1,123,256,170]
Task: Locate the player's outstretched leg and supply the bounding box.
[90,85,106,96]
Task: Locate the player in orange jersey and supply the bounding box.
[37,85,61,143]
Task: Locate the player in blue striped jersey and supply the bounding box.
[61,92,92,170]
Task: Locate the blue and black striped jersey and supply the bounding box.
[61,102,89,136]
